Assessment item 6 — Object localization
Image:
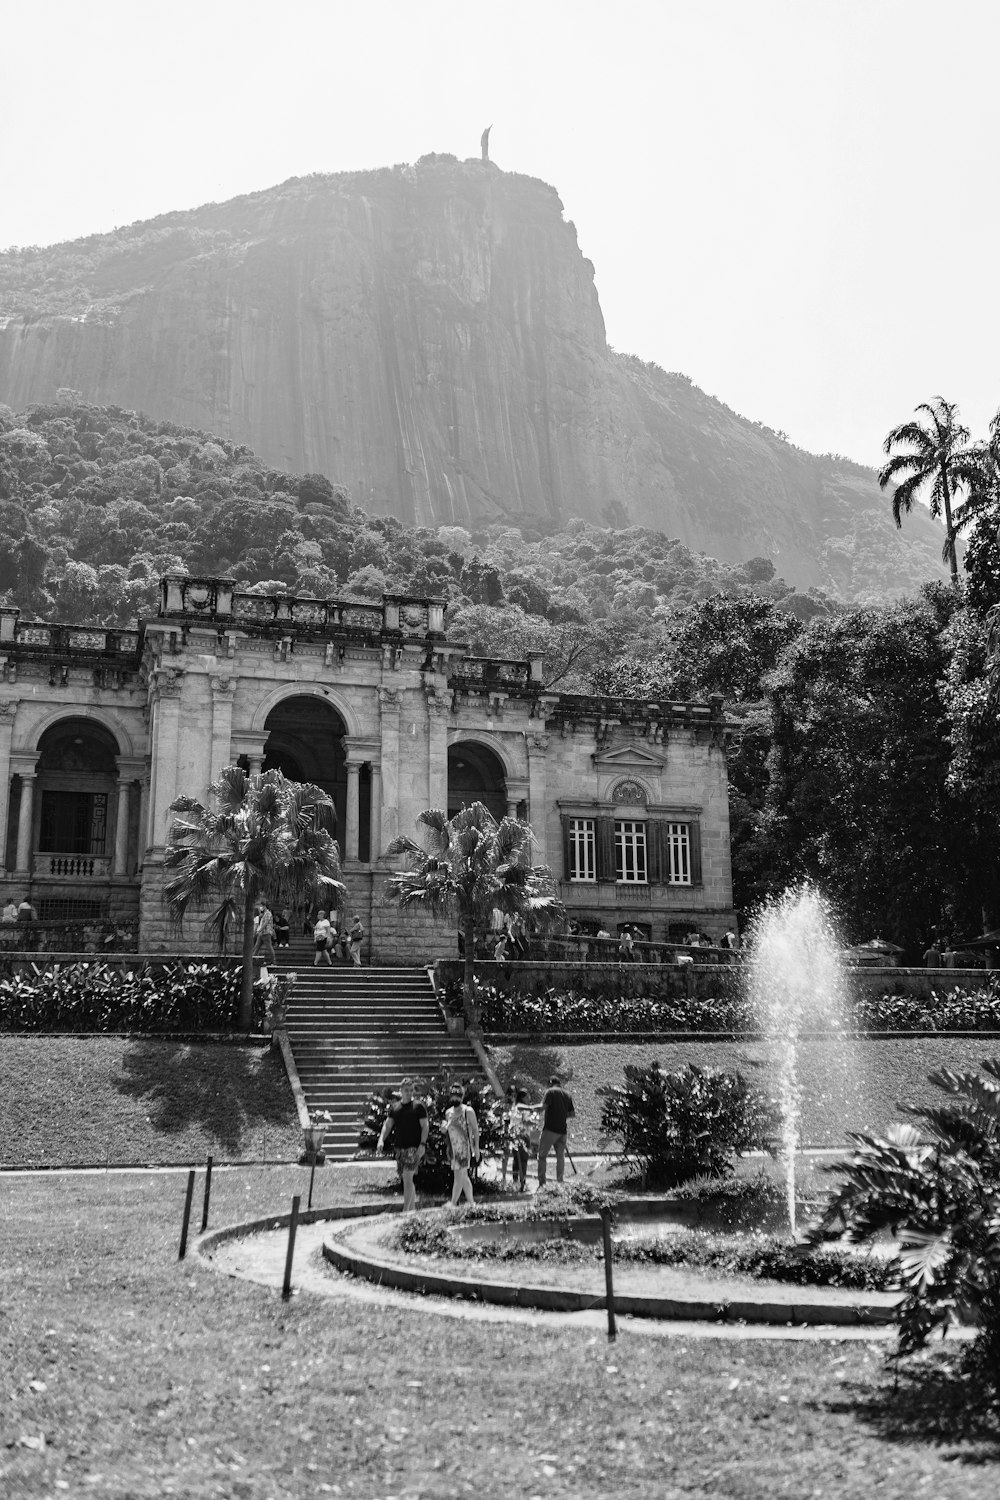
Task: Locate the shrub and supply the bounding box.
[597,1061,778,1188]
[0,961,264,1032]
[809,1057,1000,1403]
[358,1073,504,1194]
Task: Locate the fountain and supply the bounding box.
[747,884,857,1233]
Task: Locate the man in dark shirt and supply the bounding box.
[377,1078,429,1212]
[537,1074,575,1186]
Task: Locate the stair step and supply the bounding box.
[282,963,478,1160]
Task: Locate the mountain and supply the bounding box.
[0,154,947,598]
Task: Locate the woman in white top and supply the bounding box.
[444,1085,480,1206]
[312,910,334,966]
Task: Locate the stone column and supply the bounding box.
[147,668,183,853]
[209,675,236,787]
[249,754,263,776]
[138,774,151,862]
[0,701,16,872]
[527,731,550,862]
[378,688,401,851]
[426,690,451,813]
[368,763,382,862]
[15,772,35,875]
[113,778,131,876]
[345,761,361,863]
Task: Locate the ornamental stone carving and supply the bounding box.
[0,699,17,721]
[211,675,235,697]
[379,687,402,711]
[611,777,649,805]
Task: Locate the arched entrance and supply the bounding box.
[260,696,371,861]
[448,742,507,822]
[34,717,121,885]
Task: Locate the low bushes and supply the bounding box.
[597,1062,778,1188]
[479,981,1000,1034]
[383,1193,893,1291]
[0,961,266,1033]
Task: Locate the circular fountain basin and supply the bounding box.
[322,1204,901,1328]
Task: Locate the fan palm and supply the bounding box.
[385,802,563,1015]
[808,1060,1000,1394]
[164,765,345,1027]
[878,397,984,582]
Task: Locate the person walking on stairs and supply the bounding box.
[253,902,276,966]
[348,914,364,966]
[377,1077,429,1213]
[313,910,334,966]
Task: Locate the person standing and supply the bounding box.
[537,1074,575,1187]
[504,1086,536,1191]
[618,927,636,963]
[923,939,943,968]
[312,910,334,966]
[444,1084,480,1206]
[253,902,276,965]
[348,915,364,966]
[377,1078,429,1212]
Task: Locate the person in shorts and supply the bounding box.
[377,1078,429,1212]
[537,1074,575,1186]
[313,910,334,966]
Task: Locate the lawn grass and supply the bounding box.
[488,1036,1000,1150]
[0,1036,301,1169]
[2,1169,998,1498]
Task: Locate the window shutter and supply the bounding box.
[647,821,664,884]
[689,820,702,886]
[561,816,573,880]
[596,817,616,881]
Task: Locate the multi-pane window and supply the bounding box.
[615,820,647,883]
[665,822,691,885]
[39,791,108,855]
[567,817,596,881]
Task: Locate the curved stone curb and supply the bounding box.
[193,1200,401,1259]
[321,1215,901,1328]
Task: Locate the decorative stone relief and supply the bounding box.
[527,731,550,752]
[211,675,235,698]
[611,777,649,805]
[379,687,402,711]
[0,699,17,721]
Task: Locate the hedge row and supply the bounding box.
[0,961,265,1033]
[477,983,1000,1034]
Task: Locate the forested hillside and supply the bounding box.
[0,400,829,654]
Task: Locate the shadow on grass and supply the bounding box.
[113,1038,297,1155]
[819,1351,1000,1466]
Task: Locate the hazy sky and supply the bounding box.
[3,0,998,467]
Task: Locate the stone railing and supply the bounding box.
[35,855,113,879]
[449,656,535,687]
[158,575,446,638]
[0,920,138,954]
[0,616,141,661]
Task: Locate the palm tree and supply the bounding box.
[385,802,563,1017]
[164,765,345,1027]
[878,397,984,582]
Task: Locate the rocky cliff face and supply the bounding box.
[0,157,945,596]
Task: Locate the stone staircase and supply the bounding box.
[274,936,480,1159]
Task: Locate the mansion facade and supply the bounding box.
[0,575,736,960]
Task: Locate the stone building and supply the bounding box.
[0,575,736,958]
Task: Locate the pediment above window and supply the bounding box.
[591,745,666,771]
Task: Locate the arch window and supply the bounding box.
[447,742,507,822]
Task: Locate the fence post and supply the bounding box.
[600,1207,617,1342]
[282,1195,301,1300]
[200,1155,213,1232]
[178,1170,196,1260]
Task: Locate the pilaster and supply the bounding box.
[0,700,16,871]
